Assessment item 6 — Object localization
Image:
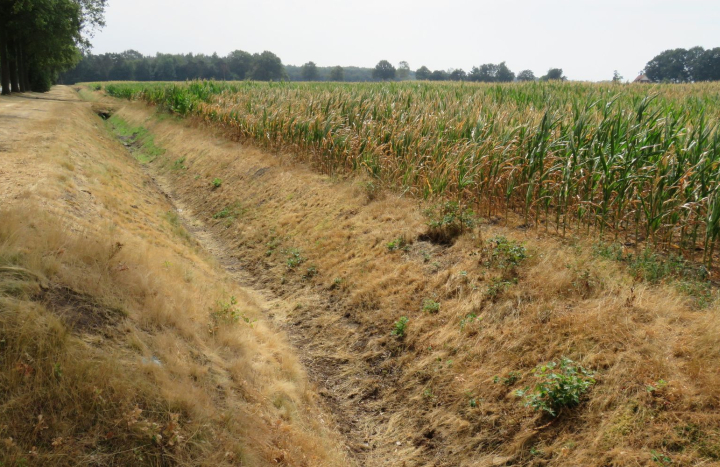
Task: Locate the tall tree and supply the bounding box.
[249,51,286,81]
[517,69,536,81]
[227,50,252,80]
[372,60,396,81]
[541,68,566,81]
[397,61,410,80]
[301,61,318,80]
[328,66,344,81]
[449,69,466,81]
[415,66,431,80]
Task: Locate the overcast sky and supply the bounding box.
[90,0,720,82]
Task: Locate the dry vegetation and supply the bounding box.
[108,94,720,466]
[0,89,347,466]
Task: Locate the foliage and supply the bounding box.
[422,298,440,314]
[423,201,476,244]
[391,316,409,338]
[328,66,344,82]
[387,236,409,251]
[415,66,431,80]
[301,61,319,81]
[373,60,396,81]
[211,178,223,188]
[515,358,595,416]
[284,248,306,269]
[484,236,527,269]
[104,80,720,268]
[541,68,566,81]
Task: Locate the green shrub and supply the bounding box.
[284,248,306,269]
[391,316,409,338]
[211,178,223,188]
[515,357,595,416]
[484,236,527,269]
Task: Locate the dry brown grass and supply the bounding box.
[113,100,720,466]
[0,89,348,466]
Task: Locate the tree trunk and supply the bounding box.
[18,43,28,93]
[8,38,20,93]
[0,30,10,95]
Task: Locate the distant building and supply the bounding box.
[634,74,652,83]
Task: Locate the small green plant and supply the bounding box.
[211,296,240,324]
[459,313,480,330]
[484,236,527,269]
[386,236,409,251]
[422,201,476,245]
[515,357,595,416]
[284,248,306,269]
[211,178,223,189]
[486,277,516,298]
[303,265,318,280]
[172,157,187,170]
[493,371,521,386]
[646,379,668,393]
[391,316,409,338]
[650,450,672,466]
[422,298,440,314]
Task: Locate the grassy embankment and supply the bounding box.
[0,89,347,466]
[98,81,720,466]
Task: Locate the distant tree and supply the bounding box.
[328,65,344,81]
[428,69,448,81]
[153,54,176,81]
[415,66,431,80]
[469,63,498,82]
[692,47,720,81]
[541,68,565,81]
[250,51,286,81]
[132,58,151,81]
[227,50,252,80]
[645,49,690,83]
[301,61,318,80]
[449,68,466,81]
[612,70,623,83]
[517,69,536,81]
[108,59,133,80]
[397,61,410,80]
[372,60,396,80]
[496,62,515,82]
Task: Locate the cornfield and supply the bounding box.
[103,80,720,268]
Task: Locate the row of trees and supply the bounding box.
[61,49,286,83]
[62,51,565,84]
[0,0,106,94]
[644,47,720,83]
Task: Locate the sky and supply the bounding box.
[89,0,720,82]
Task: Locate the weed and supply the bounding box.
[422,298,440,314]
[459,313,481,331]
[486,277,516,298]
[483,236,527,269]
[302,265,318,280]
[391,316,409,338]
[515,357,595,416]
[172,157,187,170]
[493,371,521,386]
[422,201,476,245]
[284,248,306,269]
[651,450,673,465]
[387,236,410,252]
[211,178,223,189]
[646,379,668,393]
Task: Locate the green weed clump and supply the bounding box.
[391,316,409,338]
[516,357,595,416]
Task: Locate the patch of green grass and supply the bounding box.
[107,114,165,164]
[387,236,409,252]
[212,202,247,227]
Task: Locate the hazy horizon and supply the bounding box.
[90,0,720,82]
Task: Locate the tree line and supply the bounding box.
[61,51,566,84]
[0,0,106,94]
[644,46,720,83]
